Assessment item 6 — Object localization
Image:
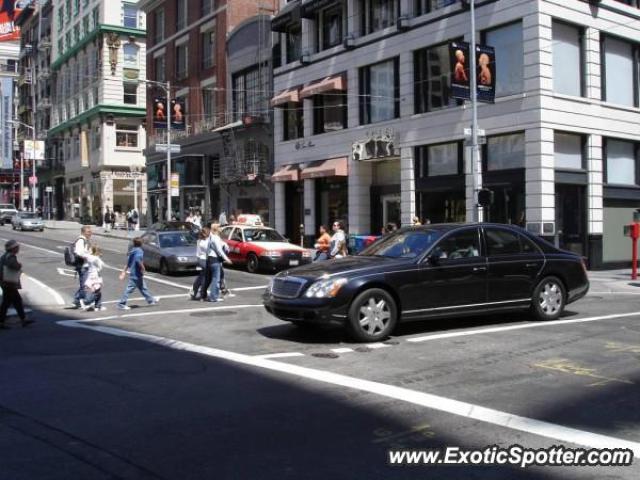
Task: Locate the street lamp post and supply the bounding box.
[142,79,172,222]
[130,164,141,230]
[9,120,36,211]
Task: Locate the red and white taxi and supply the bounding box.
[220,224,312,273]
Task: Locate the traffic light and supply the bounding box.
[478,188,494,207]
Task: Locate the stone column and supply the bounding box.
[400,146,415,227]
[525,127,555,238]
[587,134,603,267]
[274,181,286,234]
[348,160,372,234]
[303,178,316,244]
[584,28,601,100]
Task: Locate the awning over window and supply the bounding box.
[271,0,301,32]
[271,164,300,182]
[299,74,347,99]
[300,157,348,179]
[270,87,301,107]
[301,0,341,18]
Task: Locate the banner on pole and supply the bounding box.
[449,41,471,101]
[475,44,496,104]
[152,96,168,129]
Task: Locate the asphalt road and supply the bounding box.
[0,226,639,479]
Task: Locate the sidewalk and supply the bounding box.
[587,269,640,294]
[44,220,138,241]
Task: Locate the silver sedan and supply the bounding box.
[11,212,44,232]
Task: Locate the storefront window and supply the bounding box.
[606,139,637,186]
[286,26,302,64]
[484,22,523,97]
[416,142,461,177]
[283,102,304,141]
[359,58,399,124]
[313,93,347,134]
[486,133,525,170]
[552,21,583,97]
[602,36,638,107]
[414,42,459,113]
[554,132,584,170]
[317,178,348,232]
[175,156,204,185]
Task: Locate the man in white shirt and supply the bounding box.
[329,221,347,258]
[72,226,92,308]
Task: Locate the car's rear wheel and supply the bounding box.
[531,276,565,321]
[347,288,398,342]
[246,253,259,274]
[159,258,170,276]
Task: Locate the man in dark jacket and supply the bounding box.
[0,240,33,328]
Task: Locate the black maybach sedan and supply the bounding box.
[263,223,589,342]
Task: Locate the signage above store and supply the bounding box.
[352,128,398,162]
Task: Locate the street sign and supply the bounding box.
[28,175,37,186]
[45,186,53,193]
[170,173,180,196]
[155,143,181,153]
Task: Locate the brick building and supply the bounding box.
[139,0,277,223]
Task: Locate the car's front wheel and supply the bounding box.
[159,258,170,276]
[531,276,565,321]
[347,288,398,342]
[246,253,259,274]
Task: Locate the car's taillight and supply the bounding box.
[581,257,588,274]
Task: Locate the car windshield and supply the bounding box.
[243,229,285,242]
[158,232,197,248]
[20,213,37,219]
[359,230,442,259]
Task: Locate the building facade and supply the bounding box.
[16,0,61,217]
[0,3,22,206]
[140,0,277,224]
[49,0,147,223]
[271,0,640,268]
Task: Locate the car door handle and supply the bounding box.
[473,266,487,272]
[525,263,539,268]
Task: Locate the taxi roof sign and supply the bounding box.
[236,214,263,226]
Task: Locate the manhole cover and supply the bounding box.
[312,352,339,359]
[190,311,236,317]
[354,347,371,353]
[383,340,400,345]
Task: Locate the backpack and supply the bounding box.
[64,237,86,267]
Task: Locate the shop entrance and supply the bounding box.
[417,190,466,224]
[484,184,525,225]
[556,184,587,255]
[285,181,303,245]
[382,194,401,228]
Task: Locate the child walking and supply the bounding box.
[117,237,158,310]
[81,246,105,311]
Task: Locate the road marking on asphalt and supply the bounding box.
[605,341,640,354]
[366,343,390,350]
[23,275,65,306]
[532,359,633,387]
[406,311,640,343]
[100,293,190,305]
[255,352,305,359]
[232,285,269,292]
[57,319,640,458]
[56,267,76,277]
[66,304,265,323]
[332,348,354,354]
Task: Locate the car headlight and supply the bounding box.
[261,251,282,258]
[176,256,189,262]
[304,278,348,298]
[266,278,274,294]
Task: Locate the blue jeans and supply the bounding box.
[208,260,221,301]
[118,277,154,306]
[73,266,88,305]
[84,289,102,308]
[192,260,207,298]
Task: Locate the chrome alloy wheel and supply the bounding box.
[359,297,391,335]
[539,281,562,316]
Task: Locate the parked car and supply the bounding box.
[11,212,44,232]
[146,221,200,234]
[0,204,18,225]
[138,229,199,275]
[221,225,312,273]
[263,223,590,342]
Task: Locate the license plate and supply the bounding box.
[289,260,299,266]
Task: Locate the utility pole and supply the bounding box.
[166,80,171,222]
[469,0,483,223]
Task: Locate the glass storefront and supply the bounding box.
[316,177,348,229]
[417,190,466,224]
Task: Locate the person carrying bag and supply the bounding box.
[0,240,33,329]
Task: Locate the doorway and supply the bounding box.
[556,184,587,255]
[285,181,303,244]
[382,194,401,228]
